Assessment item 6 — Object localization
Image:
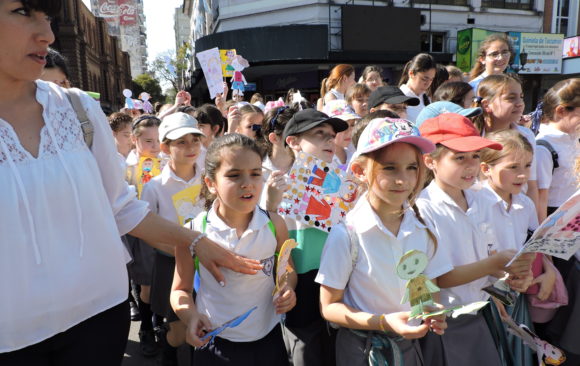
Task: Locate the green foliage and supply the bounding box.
[150,42,192,94]
[132,73,164,104]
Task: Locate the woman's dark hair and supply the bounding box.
[202,134,264,210]
[177,105,195,114]
[427,64,449,99]
[433,81,473,106]
[46,48,70,79]
[193,104,225,135]
[361,65,384,82]
[398,53,437,86]
[108,112,132,133]
[239,104,265,139]
[22,0,61,17]
[260,106,298,157]
[131,115,161,137]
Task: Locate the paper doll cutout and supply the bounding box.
[136,156,161,199]
[273,239,298,297]
[172,184,202,226]
[503,317,566,366]
[420,301,489,320]
[122,89,134,109]
[139,92,153,114]
[507,191,579,266]
[482,274,518,306]
[280,152,359,232]
[196,47,224,99]
[397,250,439,318]
[220,49,236,77]
[230,55,249,98]
[200,306,258,344]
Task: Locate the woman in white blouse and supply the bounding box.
[0,2,260,364]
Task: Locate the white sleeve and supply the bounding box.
[82,93,149,235]
[422,225,454,280]
[535,146,554,190]
[315,223,353,290]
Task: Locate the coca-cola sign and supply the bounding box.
[119,0,137,26]
[97,0,119,20]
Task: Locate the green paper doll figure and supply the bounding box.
[397,250,440,318]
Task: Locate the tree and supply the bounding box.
[150,42,192,93]
[132,73,164,105]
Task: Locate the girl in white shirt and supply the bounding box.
[480,129,543,365]
[398,53,436,123]
[317,117,449,366]
[417,113,535,366]
[472,74,540,220]
[171,134,297,365]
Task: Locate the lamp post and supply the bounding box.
[510,49,528,73]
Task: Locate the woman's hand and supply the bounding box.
[175,90,188,106]
[274,284,296,314]
[195,237,262,286]
[507,269,534,293]
[422,305,447,335]
[384,312,429,340]
[532,265,557,301]
[265,170,289,211]
[227,105,241,134]
[185,311,212,348]
[505,252,535,278]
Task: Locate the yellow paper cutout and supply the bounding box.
[273,239,298,297]
[220,49,237,77]
[172,184,202,226]
[136,156,161,199]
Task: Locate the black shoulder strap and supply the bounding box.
[536,139,559,173]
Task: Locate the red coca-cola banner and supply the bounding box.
[118,0,137,26]
[97,0,118,22]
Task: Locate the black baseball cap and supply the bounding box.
[283,109,348,141]
[368,86,420,109]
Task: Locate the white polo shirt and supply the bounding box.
[400,84,428,123]
[480,182,539,251]
[417,182,498,307]
[191,204,280,342]
[536,124,580,207]
[315,195,452,315]
[141,163,204,242]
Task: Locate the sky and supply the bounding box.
[81,0,182,65]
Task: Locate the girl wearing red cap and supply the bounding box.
[417,113,535,366]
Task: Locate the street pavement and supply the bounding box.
[123,320,191,366]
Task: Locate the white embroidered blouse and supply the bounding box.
[0,81,149,352]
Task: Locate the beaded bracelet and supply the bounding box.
[190,233,207,256]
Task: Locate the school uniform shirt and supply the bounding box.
[259,156,276,210]
[191,204,280,342]
[141,162,204,243]
[536,123,580,208]
[400,84,428,123]
[316,195,452,315]
[0,81,149,352]
[468,73,487,92]
[417,181,498,307]
[480,182,539,251]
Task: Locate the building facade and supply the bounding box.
[52,0,133,112]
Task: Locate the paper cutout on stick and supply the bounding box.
[200,306,257,344]
[279,152,359,232]
[136,156,161,199]
[122,89,134,109]
[503,317,566,366]
[139,92,153,114]
[230,55,249,98]
[274,239,298,297]
[220,49,236,77]
[507,191,580,267]
[172,184,202,226]
[196,47,224,99]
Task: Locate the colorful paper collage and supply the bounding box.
[507,191,579,266]
[172,184,203,226]
[200,306,258,344]
[279,152,359,233]
[219,49,236,77]
[274,239,298,297]
[196,47,224,99]
[503,317,566,366]
[136,156,161,199]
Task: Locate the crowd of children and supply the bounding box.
[97,33,580,366]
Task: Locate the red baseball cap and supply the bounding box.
[419,113,503,152]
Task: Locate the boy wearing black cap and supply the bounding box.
[281,109,347,366]
[368,85,420,119]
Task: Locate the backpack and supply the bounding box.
[63,88,94,149]
[536,139,559,173]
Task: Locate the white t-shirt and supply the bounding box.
[316,195,452,315]
[536,123,580,207]
[417,181,498,307]
[400,84,428,123]
[480,182,539,251]
[190,204,280,342]
[0,81,149,352]
[141,162,205,239]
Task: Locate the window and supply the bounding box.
[413,0,467,4]
[482,0,534,10]
[552,0,579,36]
[421,32,445,53]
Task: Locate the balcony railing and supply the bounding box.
[482,0,534,10]
[413,0,468,5]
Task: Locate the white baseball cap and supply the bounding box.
[159,112,205,142]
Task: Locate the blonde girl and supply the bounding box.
[317,118,449,366]
[469,34,514,92]
[171,134,297,365]
[472,74,540,219]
